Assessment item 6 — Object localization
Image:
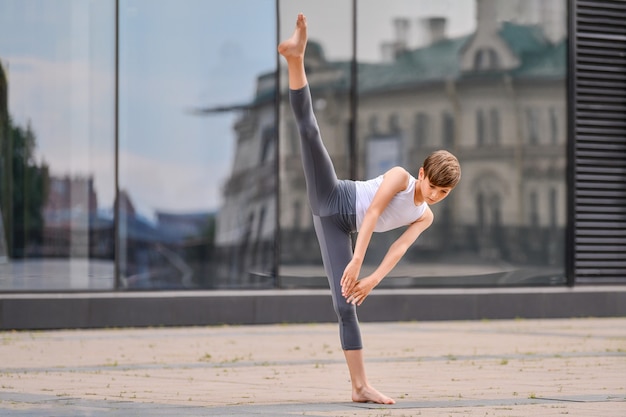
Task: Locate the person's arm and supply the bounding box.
[340,166,410,297]
[345,207,434,305]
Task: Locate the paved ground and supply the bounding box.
[0,317,624,416]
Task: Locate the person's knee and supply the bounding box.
[334,300,357,323]
[335,302,362,350]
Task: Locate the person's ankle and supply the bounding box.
[352,381,367,392]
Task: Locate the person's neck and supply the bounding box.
[413,179,424,205]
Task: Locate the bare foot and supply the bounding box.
[352,385,396,405]
[278,13,307,59]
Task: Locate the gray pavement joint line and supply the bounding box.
[2,350,624,374]
[0,328,341,341]
[441,328,626,341]
[4,329,624,350]
[535,394,626,403]
[380,327,618,344]
[0,392,343,415]
[342,395,626,410]
[0,392,209,411]
[5,320,625,342]
[0,392,624,416]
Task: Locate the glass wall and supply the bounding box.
[277,0,567,287]
[0,0,567,292]
[0,0,116,290]
[118,0,276,289]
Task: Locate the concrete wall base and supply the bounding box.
[1,286,625,330]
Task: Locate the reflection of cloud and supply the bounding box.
[119,150,227,219]
[5,54,116,211]
[118,65,237,218]
[6,54,233,216]
[197,40,264,108]
[5,54,115,170]
[3,0,274,220]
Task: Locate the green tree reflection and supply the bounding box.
[0,63,49,258]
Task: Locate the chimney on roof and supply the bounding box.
[380,17,411,61]
[428,17,447,43]
[420,16,447,45]
[393,17,410,51]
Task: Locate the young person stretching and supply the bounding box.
[278,13,461,404]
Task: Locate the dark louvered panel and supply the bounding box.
[574,0,626,283]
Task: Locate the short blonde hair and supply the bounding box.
[422,150,461,188]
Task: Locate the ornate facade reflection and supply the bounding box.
[274,0,566,284]
[212,73,278,288]
[1,0,569,290]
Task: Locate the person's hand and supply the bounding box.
[345,276,378,306]
[340,259,361,298]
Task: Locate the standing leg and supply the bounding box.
[279,14,394,405]
[313,215,394,404]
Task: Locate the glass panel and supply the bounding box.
[0,0,116,290]
[356,0,567,286]
[277,2,354,287]
[118,0,276,289]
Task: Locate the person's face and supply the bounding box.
[419,168,452,205]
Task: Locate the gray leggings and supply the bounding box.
[290,85,362,350]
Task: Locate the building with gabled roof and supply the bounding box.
[214,5,567,287]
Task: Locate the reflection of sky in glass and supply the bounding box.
[0,0,116,208]
[0,0,275,218]
[120,0,275,217]
[280,0,475,61]
[0,0,563,219]
[0,0,471,218]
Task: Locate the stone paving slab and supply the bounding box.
[0,318,625,416]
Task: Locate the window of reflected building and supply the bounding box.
[0,0,116,290]
[118,0,276,289]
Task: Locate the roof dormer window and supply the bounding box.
[473,47,500,71]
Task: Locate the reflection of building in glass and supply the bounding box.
[215,0,567,285]
[288,5,563,277]
[351,4,567,268]
[494,0,566,43]
[118,191,215,289]
[39,172,216,289]
[211,72,278,287]
[42,175,108,258]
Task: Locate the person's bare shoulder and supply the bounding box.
[383,166,410,190]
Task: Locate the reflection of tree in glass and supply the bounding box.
[0,63,49,258]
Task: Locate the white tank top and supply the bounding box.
[355,174,428,233]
